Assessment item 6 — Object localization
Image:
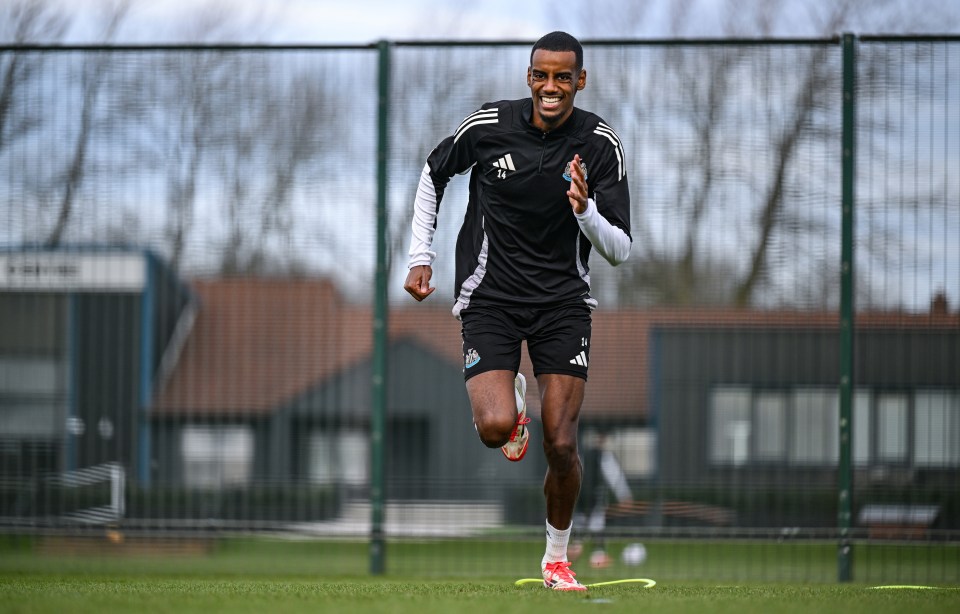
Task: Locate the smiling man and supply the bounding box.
[404,31,632,591]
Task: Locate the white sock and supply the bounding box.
[542,520,571,567]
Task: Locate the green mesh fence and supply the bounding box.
[0,38,958,583]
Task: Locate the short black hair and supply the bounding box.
[530,31,583,72]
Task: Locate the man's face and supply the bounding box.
[527,49,585,132]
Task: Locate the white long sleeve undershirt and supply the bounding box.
[407,163,438,268]
[575,197,632,266]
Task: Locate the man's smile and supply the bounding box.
[540,95,562,110]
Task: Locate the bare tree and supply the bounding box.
[731,43,834,306]
[558,0,958,309]
[0,1,69,153]
[44,0,130,247]
[212,55,352,277]
[98,2,353,277]
[117,50,240,272]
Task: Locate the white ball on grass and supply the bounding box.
[621,542,647,566]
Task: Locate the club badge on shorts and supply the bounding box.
[562,159,588,182]
[464,348,481,370]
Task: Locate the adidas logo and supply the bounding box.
[569,351,588,367]
[493,153,516,178]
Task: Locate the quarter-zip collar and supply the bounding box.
[521,98,581,138]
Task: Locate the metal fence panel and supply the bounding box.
[0,38,958,583]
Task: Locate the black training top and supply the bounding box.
[420,98,631,313]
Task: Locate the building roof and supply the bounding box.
[151,278,959,420]
[152,278,366,416]
[150,278,462,417]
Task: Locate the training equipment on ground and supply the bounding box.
[589,550,613,568]
[515,577,656,588]
[49,462,126,525]
[621,542,647,565]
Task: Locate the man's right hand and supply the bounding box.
[404,265,435,301]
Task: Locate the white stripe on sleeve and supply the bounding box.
[594,124,625,182]
[454,109,498,143]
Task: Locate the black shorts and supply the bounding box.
[460,301,592,381]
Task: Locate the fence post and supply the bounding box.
[838,31,857,583]
[370,39,391,576]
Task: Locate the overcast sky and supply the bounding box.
[34,0,960,45]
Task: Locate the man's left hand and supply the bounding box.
[566,153,588,214]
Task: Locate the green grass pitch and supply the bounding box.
[1,536,958,613]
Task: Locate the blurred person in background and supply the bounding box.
[568,428,633,569]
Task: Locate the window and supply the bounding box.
[876,393,908,463]
[754,392,787,461]
[706,386,959,470]
[709,387,751,465]
[0,296,68,440]
[181,425,253,488]
[608,428,656,478]
[853,391,872,466]
[914,391,960,467]
[790,389,838,464]
[308,429,368,486]
[0,357,68,438]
